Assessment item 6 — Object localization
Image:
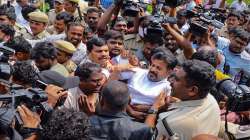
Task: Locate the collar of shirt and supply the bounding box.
[35,30,49,39]
[77,42,87,50]
[169,97,206,110]
[97,110,131,118]
[226,48,250,59]
[136,34,142,42]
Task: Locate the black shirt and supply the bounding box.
[89,111,153,140]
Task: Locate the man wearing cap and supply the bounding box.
[48,0,64,25]
[22,11,50,40]
[64,0,80,19]
[31,41,70,77]
[54,40,77,75]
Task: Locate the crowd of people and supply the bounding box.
[0,0,250,139]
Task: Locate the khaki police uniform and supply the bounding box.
[155,94,221,140]
[54,40,77,74]
[48,0,64,25]
[14,23,25,37]
[21,11,50,40]
[124,33,144,54]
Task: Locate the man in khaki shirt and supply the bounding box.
[145,60,221,140]
[31,41,69,77]
[218,11,240,39]
[22,11,50,40]
[124,33,144,54]
[54,40,77,75]
[63,0,80,19]
[48,0,64,25]
[0,4,25,37]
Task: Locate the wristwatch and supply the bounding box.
[147,107,158,114]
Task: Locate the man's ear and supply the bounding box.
[187,86,199,97]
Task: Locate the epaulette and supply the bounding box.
[124,34,137,40]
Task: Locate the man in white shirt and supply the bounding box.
[65,22,87,65]
[145,60,221,140]
[123,50,178,121]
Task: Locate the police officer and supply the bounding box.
[63,0,79,19]
[48,0,64,25]
[22,11,50,40]
[54,40,77,75]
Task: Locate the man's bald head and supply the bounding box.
[192,46,219,68]
[192,134,222,140]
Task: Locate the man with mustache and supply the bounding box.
[65,22,87,65]
[218,11,240,39]
[47,12,74,35]
[122,50,177,121]
[84,37,111,68]
[103,30,125,60]
[22,11,51,40]
[64,62,105,115]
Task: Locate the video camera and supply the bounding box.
[147,15,177,36]
[0,45,15,81]
[122,0,140,17]
[217,79,250,112]
[186,6,226,36]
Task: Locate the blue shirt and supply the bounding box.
[221,48,250,78]
[217,37,250,78]
[100,0,113,9]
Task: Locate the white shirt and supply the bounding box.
[71,42,87,65]
[180,22,190,35]
[63,87,83,111]
[230,0,247,11]
[156,94,221,140]
[14,3,29,28]
[122,68,171,105]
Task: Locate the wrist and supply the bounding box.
[147,106,158,114]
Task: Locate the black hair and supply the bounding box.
[86,36,106,52]
[66,22,84,31]
[101,80,130,111]
[144,34,164,46]
[41,109,90,140]
[103,30,123,41]
[229,27,250,42]
[228,10,241,20]
[56,11,74,25]
[21,5,37,21]
[182,60,216,98]
[151,50,178,70]
[87,7,100,15]
[12,61,38,85]
[0,4,16,21]
[191,48,218,68]
[75,62,102,80]
[177,9,187,18]
[31,42,57,60]
[7,36,31,53]
[0,23,15,39]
